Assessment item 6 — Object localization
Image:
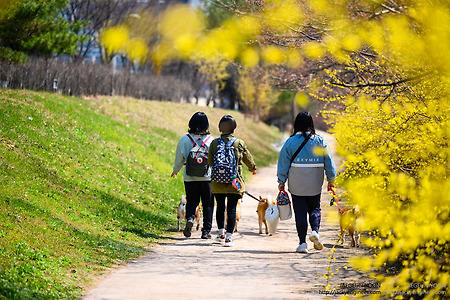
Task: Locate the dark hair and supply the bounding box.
[188,112,209,135]
[292,112,315,137]
[218,115,237,133]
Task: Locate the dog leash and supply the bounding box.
[244,191,265,203]
[329,188,345,212]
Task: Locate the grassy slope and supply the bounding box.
[0,90,282,299]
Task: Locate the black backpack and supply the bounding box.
[186,134,211,177]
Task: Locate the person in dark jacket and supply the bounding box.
[277,112,337,253]
[172,112,214,239]
[208,115,256,247]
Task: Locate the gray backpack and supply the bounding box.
[186,134,211,177]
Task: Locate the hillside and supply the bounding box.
[0,90,283,299]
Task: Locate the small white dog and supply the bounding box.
[177,195,186,231]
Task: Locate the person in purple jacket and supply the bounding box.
[277,112,337,254]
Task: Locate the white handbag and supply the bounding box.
[277,190,292,221]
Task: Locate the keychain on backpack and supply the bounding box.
[231,175,242,190]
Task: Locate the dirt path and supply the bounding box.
[83,132,372,300]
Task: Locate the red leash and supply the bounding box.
[329,188,344,213]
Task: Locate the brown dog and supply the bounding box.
[177,195,202,232]
[256,196,274,234]
[235,199,241,232]
[194,203,201,231]
[339,205,363,247]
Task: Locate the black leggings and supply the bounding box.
[215,193,240,234]
[184,181,214,232]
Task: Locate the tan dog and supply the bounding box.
[177,195,186,231]
[194,203,201,231]
[225,199,241,232]
[256,196,274,235]
[235,199,241,232]
[339,205,363,247]
[177,195,201,232]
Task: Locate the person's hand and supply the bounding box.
[327,182,335,191]
[170,173,176,178]
[278,183,285,191]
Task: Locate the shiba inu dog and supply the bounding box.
[178,195,201,232]
[339,205,363,247]
[257,196,275,235]
[194,203,201,231]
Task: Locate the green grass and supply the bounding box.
[0,90,282,299]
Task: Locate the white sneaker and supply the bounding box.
[310,231,324,250]
[296,243,308,253]
[216,233,225,242]
[224,237,233,247]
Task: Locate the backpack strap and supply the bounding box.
[201,135,211,148]
[225,137,237,147]
[186,134,197,146]
[187,134,211,159]
[187,134,211,147]
[290,133,312,165]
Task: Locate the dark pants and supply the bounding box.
[291,194,321,244]
[215,193,240,234]
[184,181,214,233]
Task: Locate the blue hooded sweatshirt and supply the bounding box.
[277,133,336,196]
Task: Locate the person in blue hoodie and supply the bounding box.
[171,112,214,239]
[277,112,337,254]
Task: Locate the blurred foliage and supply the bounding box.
[0,0,87,62]
[99,0,450,297]
[1,0,448,297]
[238,68,277,120]
[0,89,282,298]
[200,0,245,29]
